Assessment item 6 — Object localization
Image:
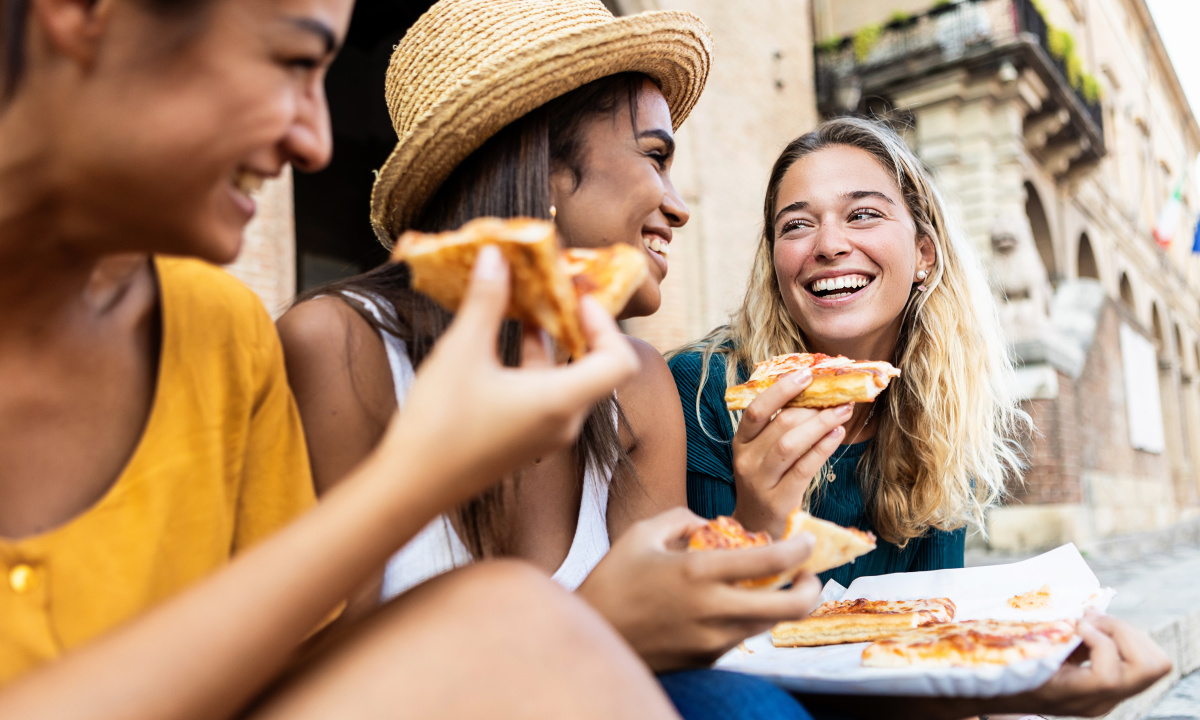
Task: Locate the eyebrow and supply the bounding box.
[773,190,896,226]
[638,129,675,156]
[287,16,339,55]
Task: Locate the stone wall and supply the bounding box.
[223,168,296,318]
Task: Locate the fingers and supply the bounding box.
[765,405,853,486]
[542,296,640,406]
[1085,613,1173,679]
[689,535,815,583]
[445,245,510,349]
[707,570,824,623]
[1075,617,1121,676]
[734,370,813,442]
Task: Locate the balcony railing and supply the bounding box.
[815,0,1104,155]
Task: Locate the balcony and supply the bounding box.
[815,0,1105,169]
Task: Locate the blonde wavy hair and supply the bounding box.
[668,117,1029,545]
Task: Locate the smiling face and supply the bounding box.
[25,0,351,263]
[771,145,935,361]
[550,80,689,320]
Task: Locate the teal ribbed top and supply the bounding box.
[667,348,964,588]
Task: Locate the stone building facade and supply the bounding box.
[813,0,1200,551]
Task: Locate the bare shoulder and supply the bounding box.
[278,295,397,494]
[617,337,682,423]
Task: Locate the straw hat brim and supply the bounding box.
[369,10,712,247]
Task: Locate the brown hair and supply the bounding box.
[306,72,650,558]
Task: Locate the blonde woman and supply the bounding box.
[667,117,1170,717]
[669,117,1024,583]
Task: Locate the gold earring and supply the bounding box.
[549,205,557,220]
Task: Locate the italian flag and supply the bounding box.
[1154,180,1184,249]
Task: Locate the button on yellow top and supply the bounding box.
[9,564,36,594]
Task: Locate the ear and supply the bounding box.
[30,0,112,67]
[915,232,936,277]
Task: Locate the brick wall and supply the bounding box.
[223,168,297,318]
[1017,301,1171,505]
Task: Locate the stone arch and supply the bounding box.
[1119,272,1135,311]
[1025,181,1057,283]
[1077,233,1099,280]
[1175,323,1185,362]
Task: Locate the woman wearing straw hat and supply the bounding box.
[0,0,683,717]
[282,0,826,714]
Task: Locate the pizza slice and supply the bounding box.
[860,619,1077,668]
[771,597,956,648]
[562,245,649,317]
[783,509,877,575]
[686,509,876,590]
[725,353,901,411]
[392,217,649,358]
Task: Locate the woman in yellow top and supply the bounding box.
[0,1,686,718]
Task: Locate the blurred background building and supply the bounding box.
[226,0,1200,554]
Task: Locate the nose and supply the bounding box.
[812,218,852,259]
[283,79,334,173]
[662,179,690,228]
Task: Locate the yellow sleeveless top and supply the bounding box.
[0,256,316,684]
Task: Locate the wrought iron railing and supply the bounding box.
[815,0,1103,139]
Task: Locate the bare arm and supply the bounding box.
[0,250,640,720]
[278,296,398,616]
[606,338,687,541]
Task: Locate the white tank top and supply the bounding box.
[340,292,612,599]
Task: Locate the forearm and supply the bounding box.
[0,443,442,720]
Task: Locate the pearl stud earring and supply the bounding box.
[916,269,928,280]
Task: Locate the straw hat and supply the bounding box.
[369,0,713,247]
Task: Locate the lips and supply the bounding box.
[232,170,266,196]
[807,273,873,300]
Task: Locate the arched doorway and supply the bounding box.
[1077,233,1099,280]
[1025,181,1057,284]
[1119,272,1135,311]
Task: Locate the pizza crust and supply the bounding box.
[392,217,649,359]
[725,353,901,411]
[771,597,956,647]
[685,509,876,591]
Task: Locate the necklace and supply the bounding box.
[825,402,876,484]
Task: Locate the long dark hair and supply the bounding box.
[306,72,651,558]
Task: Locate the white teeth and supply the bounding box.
[233,172,265,196]
[810,274,871,294]
[644,236,670,258]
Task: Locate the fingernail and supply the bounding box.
[836,404,853,415]
[473,245,503,280]
[791,369,812,383]
[831,426,845,438]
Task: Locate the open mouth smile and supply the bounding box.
[807,273,873,300]
[643,234,670,260]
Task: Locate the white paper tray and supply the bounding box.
[715,544,1114,697]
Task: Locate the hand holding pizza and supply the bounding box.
[576,507,823,673]
[1014,611,1171,716]
[731,371,854,537]
[378,245,640,509]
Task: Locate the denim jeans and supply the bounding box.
[658,669,814,720]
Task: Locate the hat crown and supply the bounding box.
[386,0,617,139]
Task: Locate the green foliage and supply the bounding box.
[853,23,883,63]
[1047,27,1074,60]
[816,36,845,53]
[887,10,912,26]
[933,0,953,8]
[1082,73,1103,103]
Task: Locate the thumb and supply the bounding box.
[449,245,511,347]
